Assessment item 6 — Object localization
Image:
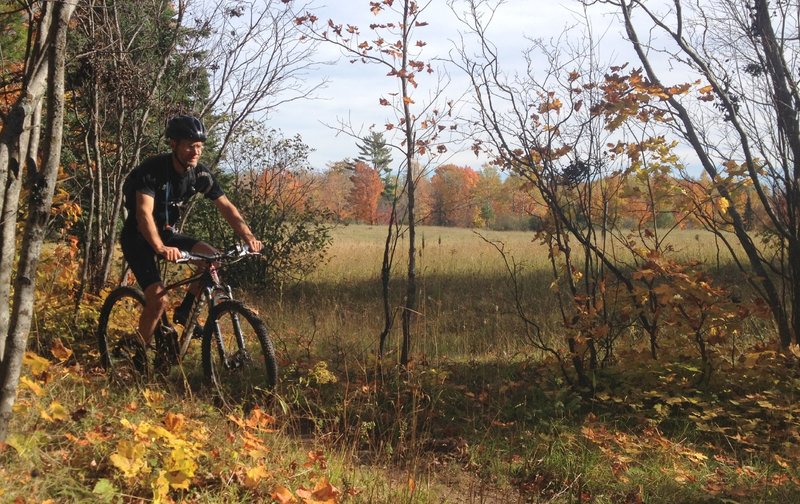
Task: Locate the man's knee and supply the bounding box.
[191,241,217,255]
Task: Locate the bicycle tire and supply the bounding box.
[201,300,278,409]
[97,286,150,382]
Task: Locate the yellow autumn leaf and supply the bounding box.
[20,376,44,397]
[717,197,730,214]
[242,464,271,489]
[110,440,148,479]
[165,446,198,490]
[682,449,709,464]
[143,389,165,411]
[48,401,69,421]
[40,408,54,423]
[142,423,176,443]
[12,397,30,413]
[742,352,761,368]
[23,352,51,376]
[151,470,172,504]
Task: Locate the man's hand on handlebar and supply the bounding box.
[244,236,263,254]
[158,245,184,262]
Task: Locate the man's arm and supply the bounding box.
[212,195,263,252]
[136,192,183,262]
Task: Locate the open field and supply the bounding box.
[269,224,754,360]
[2,225,799,503]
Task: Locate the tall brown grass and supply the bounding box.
[262,224,749,364]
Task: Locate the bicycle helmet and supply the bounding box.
[165,115,207,142]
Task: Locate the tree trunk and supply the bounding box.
[399,0,417,368]
[0,0,75,441]
[379,205,398,358]
[619,0,795,347]
[0,3,53,361]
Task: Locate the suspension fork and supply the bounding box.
[207,264,249,368]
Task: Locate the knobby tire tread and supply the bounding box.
[97,286,148,380]
[201,300,278,408]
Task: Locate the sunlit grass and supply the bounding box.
[6,224,797,503]
[266,224,748,363]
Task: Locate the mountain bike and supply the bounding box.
[96,245,278,409]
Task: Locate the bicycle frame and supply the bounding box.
[112,245,256,365]
[163,261,229,360]
[99,245,277,399]
[166,249,255,365]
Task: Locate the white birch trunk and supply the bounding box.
[0,0,76,441]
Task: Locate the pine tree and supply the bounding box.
[356,132,394,197]
[356,131,393,172]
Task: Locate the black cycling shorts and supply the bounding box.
[120,229,201,290]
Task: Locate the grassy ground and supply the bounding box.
[2,225,800,502]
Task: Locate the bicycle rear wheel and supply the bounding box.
[201,300,278,410]
[97,286,150,382]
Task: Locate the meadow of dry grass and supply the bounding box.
[266,224,749,362]
[3,224,798,503]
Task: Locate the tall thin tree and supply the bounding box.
[0,0,76,440]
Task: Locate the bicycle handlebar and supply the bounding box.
[176,245,261,264]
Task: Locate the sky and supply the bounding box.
[267,0,629,172]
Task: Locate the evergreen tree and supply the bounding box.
[356,131,393,172]
[356,131,394,197]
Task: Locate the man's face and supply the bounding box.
[172,139,204,168]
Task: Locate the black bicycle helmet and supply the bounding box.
[165,115,207,142]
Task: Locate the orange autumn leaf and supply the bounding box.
[296,476,341,504]
[163,412,185,433]
[537,97,562,114]
[272,485,297,504]
[304,449,328,469]
[50,338,72,361]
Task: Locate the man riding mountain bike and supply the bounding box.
[120,115,263,351]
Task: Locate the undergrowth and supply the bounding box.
[4,227,800,502]
[2,337,800,503]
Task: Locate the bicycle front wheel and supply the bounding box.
[97,286,149,382]
[201,300,278,410]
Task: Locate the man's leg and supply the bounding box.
[139,281,169,345]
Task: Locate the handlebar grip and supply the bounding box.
[174,250,191,263]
